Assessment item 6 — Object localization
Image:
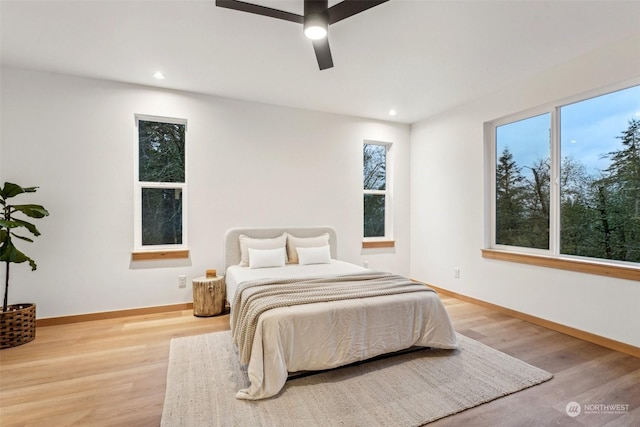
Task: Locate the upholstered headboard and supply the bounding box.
[224,226,338,271]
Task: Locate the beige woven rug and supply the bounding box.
[161,331,552,427]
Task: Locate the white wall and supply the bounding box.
[410,35,640,347]
[3,35,638,348]
[0,67,411,318]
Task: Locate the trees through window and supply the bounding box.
[495,113,550,249]
[491,84,640,264]
[363,142,390,239]
[135,116,187,249]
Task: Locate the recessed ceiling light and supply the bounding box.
[389,109,397,116]
[153,71,165,80]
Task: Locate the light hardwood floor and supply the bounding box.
[1,296,638,427]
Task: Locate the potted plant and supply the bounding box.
[0,182,49,349]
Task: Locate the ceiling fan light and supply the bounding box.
[304,13,327,40]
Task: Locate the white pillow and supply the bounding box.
[286,233,330,264]
[248,247,287,269]
[296,245,331,265]
[238,233,287,267]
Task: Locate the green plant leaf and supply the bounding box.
[0,182,45,282]
[0,220,19,229]
[0,236,37,270]
[1,182,37,199]
[10,218,41,236]
[10,232,34,243]
[0,219,41,236]
[11,204,49,219]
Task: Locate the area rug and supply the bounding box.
[161,331,552,427]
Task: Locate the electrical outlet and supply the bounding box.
[363,260,369,268]
[178,275,187,288]
[454,268,460,279]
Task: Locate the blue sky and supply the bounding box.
[497,84,640,179]
[561,86,640,174]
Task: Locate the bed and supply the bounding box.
[224,226,458,400]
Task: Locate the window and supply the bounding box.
[363,141,392,243]
[487,84,640,268]
[134,115,187,253]
[560,88,640,262]
[495,113,551,250]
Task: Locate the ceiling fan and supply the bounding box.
[216,0,390,70]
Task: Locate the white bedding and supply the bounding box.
[225,259,368,306]
[226,261,458,400]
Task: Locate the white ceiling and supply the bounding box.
[1,0,639,124]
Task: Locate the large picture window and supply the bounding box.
[487,84,640,266]
[134,115,187,251]
[363,141,392,240]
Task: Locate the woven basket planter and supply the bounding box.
[0,303,36,349]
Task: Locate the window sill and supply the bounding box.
[362,240,395,249]
[131,249,190,261]
[481,249,640,281]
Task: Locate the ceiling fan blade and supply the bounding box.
[216,0,303,24]
[312,38,334,70]
[327,0,389,25]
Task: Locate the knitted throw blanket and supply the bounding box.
[231,272,435,365]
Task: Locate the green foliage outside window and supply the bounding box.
[496,113,550,249]
[496,118,640,262]
[138,120,185,246]
[562,118,640,260]
[364,194,385,237]
[364,144,386,238]
[138,121,185,183]
[141,188,183,246]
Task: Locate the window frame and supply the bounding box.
[363,140,394,245]
[133,114,188,254]
[484,79,640,278]
[486,108,555,256]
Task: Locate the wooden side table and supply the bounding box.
[192,276,226,317]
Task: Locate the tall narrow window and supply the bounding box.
[495,113,551,250]
[135,115,187,251]
[363,142,391,239]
